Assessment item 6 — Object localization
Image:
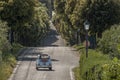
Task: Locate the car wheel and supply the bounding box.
[36,67,39,70]
[49,67,52,70]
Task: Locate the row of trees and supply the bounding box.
[53,0,120,79]
[0,0,49,46]
[53,0,120,45]
[0,1,49,79]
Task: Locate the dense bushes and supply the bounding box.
[98,25,120,58]
[0,53,17,80]
[74,47,120,80]
[0,42,23,80]
[100,58,120,80]
[0,20,16,80]
[0,40,23,80]
[83,58,120,80]
[79,49,110,80]
[0,20,10,60]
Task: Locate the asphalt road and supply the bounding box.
[8,22,79,80]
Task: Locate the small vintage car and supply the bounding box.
[36,54,52,70]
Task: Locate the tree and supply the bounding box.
[54,0,77,45]
[18,2,49,46]
[54,0,120,45]
[81,0,120,36]
[0,0,49,46]
[1,0,34,28]
[0,0,35,44]
[0,20,11,60]
[98,24,120,58]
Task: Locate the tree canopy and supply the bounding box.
[0,0,49,46]
[53,0,120,44]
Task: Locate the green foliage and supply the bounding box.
[0,63,12,80]
[0,0,35,45]
[17,2,49,46]
[100,58,120,80]
[0,20,11,59]
[12,43,23,57]
[1,0,34,27]
[0,20,9,49]
[75,45,120,80]
[0,56,16,80]
[79,49,110,80]
[0,20,17,80]
[54,0,76,45]
[0,0,49,46]
[0,42,23,80]
[54,0,66,14]
[0,0,49,80]
[78,0,120,35]
[98,25,120,58]
[54,0,120,45]
[73,67,81,80]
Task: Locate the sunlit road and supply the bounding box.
[8,22,79,80]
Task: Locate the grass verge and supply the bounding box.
[73,46,111,80]
[0,43,23,80]
[73,67,80,80]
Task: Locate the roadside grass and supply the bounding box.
[0,43,23,80]
[73,46,111,80]
[73,67,80,80]
[80,49,110,75]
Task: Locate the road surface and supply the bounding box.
[8,22,79,80]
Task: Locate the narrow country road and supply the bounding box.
[8,22,79,80]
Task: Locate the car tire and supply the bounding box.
[49,67,52,70]
[36,67,39,70]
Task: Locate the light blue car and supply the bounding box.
[36,54,52,70]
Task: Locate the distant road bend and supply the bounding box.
[8,21,79,80]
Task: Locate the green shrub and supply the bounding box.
[78,48,111,80]
[98,25,120,58]
[81,58,120,80]
[73,67,81,80]
[12,43,23,57]
[0,62,14,80]
[80,49,110,76]
[0,42,22,80]
[100,58,120,80]
[76,45,120,80]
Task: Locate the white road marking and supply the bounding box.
[8,61,21,80]
[70,67,75,80]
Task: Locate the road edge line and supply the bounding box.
[70,66,75,80]
[8,48,27,80]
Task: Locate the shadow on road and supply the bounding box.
[18,56,59,62]
[51,59,59,62]
[40,29,60,47]
[36,69,55,71]
[17,47,59,62]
